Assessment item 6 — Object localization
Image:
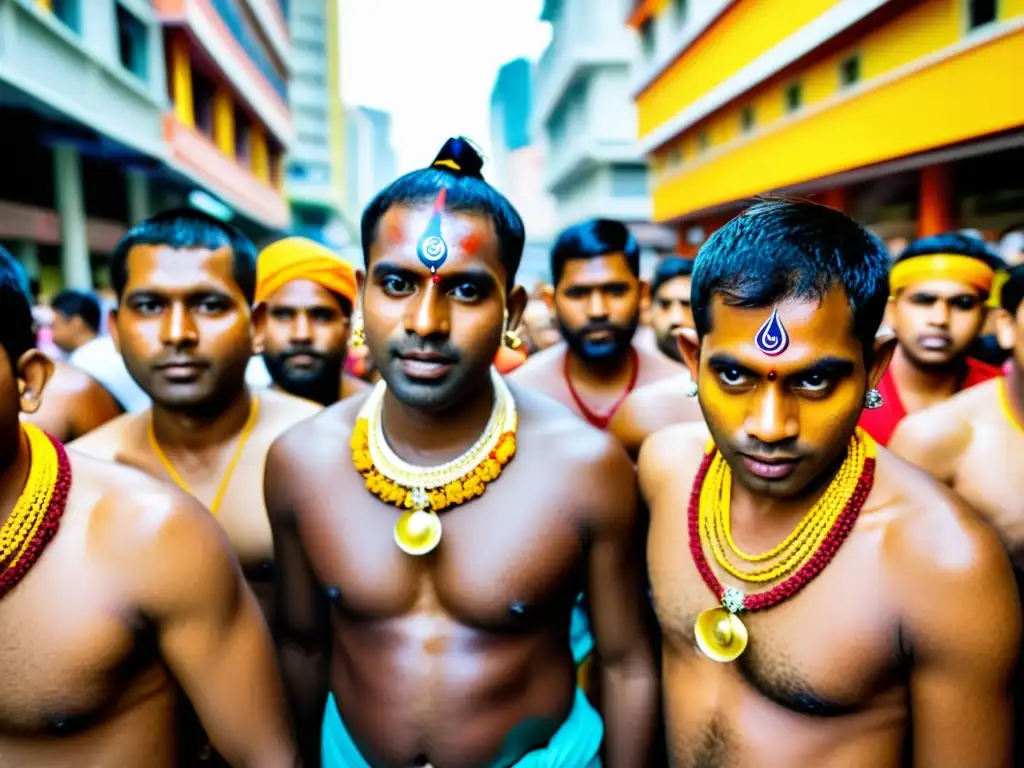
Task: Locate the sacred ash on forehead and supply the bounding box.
[755,306,790,356]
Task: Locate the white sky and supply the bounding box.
[339,0,552,174]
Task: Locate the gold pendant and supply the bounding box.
[394,509,442,556]
[694,607,748,663]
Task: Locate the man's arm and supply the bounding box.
[137,491,295,768]
[888,408,972,486]
[265,435,331,768]
[584,436,657,768]
[893,499,1020,767]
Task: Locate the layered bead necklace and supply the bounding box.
[351,367,517,556]
[689,427,876,661]
[0,423,72,602]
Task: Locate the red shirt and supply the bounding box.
[858,357,1001,446]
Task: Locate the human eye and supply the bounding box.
[794,373,831,392]
[449,282,485,302]
[381,275,414,296]
[716,367,749,387]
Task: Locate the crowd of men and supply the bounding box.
[1,135,1023,767]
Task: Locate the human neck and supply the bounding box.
[150,388,255,452]
[0,427,31,528]
[380,376,497,465]
[566,345,636,388]
[273,374,340,407]
[889,345,964,403]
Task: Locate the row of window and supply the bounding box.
[654,0,1001,175]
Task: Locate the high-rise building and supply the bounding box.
[346,105,396,216]
[534,0,675,262]
[630,0,1024,251]
[286,0,354,249]
[490,57,557,288]
[0,0,293,294]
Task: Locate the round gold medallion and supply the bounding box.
[694,607,748,663]
[393,509,442,556]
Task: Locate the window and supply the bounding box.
[668,146,683,167]
[49,0,81,34]
[234,107,251,164]
[673,0,688,25]
[191,69,216,137]
[610,167,649,198]
[785,81,803,113]
[967,0,997,30]
[698,131,710,152]
[740,106,756,134]
[839,53,861,88]
[116,3,149,81]
[640,20,655,57]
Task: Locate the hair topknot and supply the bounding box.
[430,137,485,180]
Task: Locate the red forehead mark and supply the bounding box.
[460,231,483,256]
[432,274,441,284]
[767,370,777,381]
[384,217,404,244]
[432,188,447,213]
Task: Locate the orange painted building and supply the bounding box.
[629,0,1024,252]
[155,0,292,229]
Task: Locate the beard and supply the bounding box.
[263,349,344,406]
[558,312,640,365]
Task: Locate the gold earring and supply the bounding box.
[350,310,365,348]
[17,379,26,396]
[502,310,522,350]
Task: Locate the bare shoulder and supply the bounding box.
[874,448,1014,613]
[636,346,688,382]
[513,385,635,513]
[66,411,141,459]
[256,387,323,433]
[888,381,994,479]
[507,343,565,390]
[637,421,710,501]
[68,452,236,599]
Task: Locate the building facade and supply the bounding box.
[346,105,396,217]
[490,57,558,289]
[630,0,1024,252]
[285,0,354,249]
[0,0,292,295]
[535,0,675,259]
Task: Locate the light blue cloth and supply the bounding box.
[322,687,603,768]
[570,592,593,665]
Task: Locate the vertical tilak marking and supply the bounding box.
[417,188,449,272]
[755,307,790,357]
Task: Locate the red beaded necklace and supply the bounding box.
[563,347,640,430]
[687,446,874,612]
[0,432,72,602]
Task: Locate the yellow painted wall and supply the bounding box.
[650,24,1024,222]
[637,0,842,137]
[169,34,195,128]
[212,87,236,158]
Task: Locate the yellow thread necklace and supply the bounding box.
[999,375,1024,436]
[147,396,260,516]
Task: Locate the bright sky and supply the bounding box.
[339,0,552,174]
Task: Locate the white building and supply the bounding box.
[534,0,675,257]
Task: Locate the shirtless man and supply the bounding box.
[640,200,1019,767]
[255,236,368,405]
[266,138,656,768]
[0,250,294,767]
[70,208,320,607]
[511,218,685,430]
[859,233,1002,445]
[890,263,1024,562]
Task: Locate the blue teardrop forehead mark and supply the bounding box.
[417,189,449,272]
[755,307,790,356]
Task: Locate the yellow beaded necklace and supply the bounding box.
[999,376,1024,436]
[0,423,59,568]
[147,396,260,516]
[351,368,517,556]
[699,427,872,584]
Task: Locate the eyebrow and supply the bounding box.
[371,261,500,287]
[706,353,856,378]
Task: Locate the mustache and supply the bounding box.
[732,438,804,459]
[281,348,327,360]
[152,355,210,368]
[388,338,461,362]
[578,321,624,336]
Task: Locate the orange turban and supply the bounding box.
[255,237,357,305]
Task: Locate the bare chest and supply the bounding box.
[648,488,902,715]
[0,543,160,735]
[298,457,587,629]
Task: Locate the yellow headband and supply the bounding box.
[255,237,357,305]
[889,253,995,296]
[433,159,462,171]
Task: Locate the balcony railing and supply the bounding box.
[208,0,287,100]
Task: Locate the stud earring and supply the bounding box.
[350,310,365,348]
[864,388,884,410]
[17,379,26,396]
[685,380,698,398]
[502,310,522,350]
